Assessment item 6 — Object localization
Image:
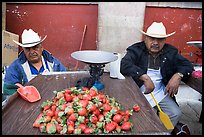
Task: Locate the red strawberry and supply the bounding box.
[79,99,89,108]
[105,121,116,132]
[46,122,56,134]
[89,88,97,97]
[87,102,97,112]
[82,94,92,101]
[67,119,74,126]
[92,109,100,116]
[123,115,129,122]
[98,114,104,122]
[66,107,74,115]
[46,109,54,117]
[43,106,50,112]
[121,121,132,131]
[113,114,123,123]
[55,124,63,133]
[84,127,94,134]
[43,115,51,123]
[102,103,111,111]
[79,123,87,132]
[133,104,140,112]
[78,107,88,116]
[65,93,73,102]
[51,105,57,112]
[68,113,77,122]
[65,88,72,94]
[33,113,44,128]
[90,115,98,124]
[67,124,74,134]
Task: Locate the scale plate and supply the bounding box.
[186,41,202,48]
[71,50,118,65]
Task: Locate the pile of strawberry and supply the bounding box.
[33,87,140,134]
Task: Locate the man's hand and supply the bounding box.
[165,73,182,97]
[139,74,155,94]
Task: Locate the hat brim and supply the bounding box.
[140,30,175,38]
[13,35,47,47]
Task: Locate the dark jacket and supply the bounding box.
[120,41,194,87]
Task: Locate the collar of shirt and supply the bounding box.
[28,57,49,75]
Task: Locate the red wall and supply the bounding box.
[143,6,202,64]
[6,3,98,70]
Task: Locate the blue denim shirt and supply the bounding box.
[3,50,67,95]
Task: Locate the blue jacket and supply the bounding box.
[121,41,194,88]
[3,50,67,95]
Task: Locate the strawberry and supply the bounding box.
[90,115,98,124]
[55,124,63,133]
[79,99,89,108]
[78,107,88,116]
[89,88,97,97]
[102,103,111,111]
[64,93,73,102]
[79,123,86,132]
[98,114,104,122]
[46,109,54,117]
[68,113,77,122]
[51,105,57,112]
[125,109,133,116]
[33,113,44,128]
[121,121,132,131]
[43,115,51,123]
[133,104,140,112]
[123,115,129,122]
[92,109,100,116]
[82,94,92,101]
[84,127,94,134]
[65,107,74,116]
[87,102,97,112]
[46,122,56,134]
[113,114,123,123]
[67,124,74,134]
[39,123,46,133]
[105,121,116,132]
[67,119,74,126]
[65,88,72,94]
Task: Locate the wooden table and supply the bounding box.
[2,71,169,135]
[185,76,202,94]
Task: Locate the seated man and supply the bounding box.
[120,22,194,133]
[3,29,67,95]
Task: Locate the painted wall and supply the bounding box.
[143,6,202,64]
[6,3,98,70]
[98,2,146,71]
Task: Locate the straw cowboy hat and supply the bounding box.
[140,22,175,38]
[13,29,47,47]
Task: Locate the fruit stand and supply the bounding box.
[2,71,169,135]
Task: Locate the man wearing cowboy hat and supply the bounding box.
[3,29,67,95]
[120,22,194,131]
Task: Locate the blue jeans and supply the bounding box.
[153,95,182,127]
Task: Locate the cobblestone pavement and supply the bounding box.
[176,84,202,135]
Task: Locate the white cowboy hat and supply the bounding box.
[140,22,175,38]
[13,29,47,47]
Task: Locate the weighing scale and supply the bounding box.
[71,50,118,90]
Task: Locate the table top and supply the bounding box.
[2,71,168,135]
[185,76,202,94]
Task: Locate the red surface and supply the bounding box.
[143,7,202,64]
[6,3,98,70]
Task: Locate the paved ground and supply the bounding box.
[175,83,202,135]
